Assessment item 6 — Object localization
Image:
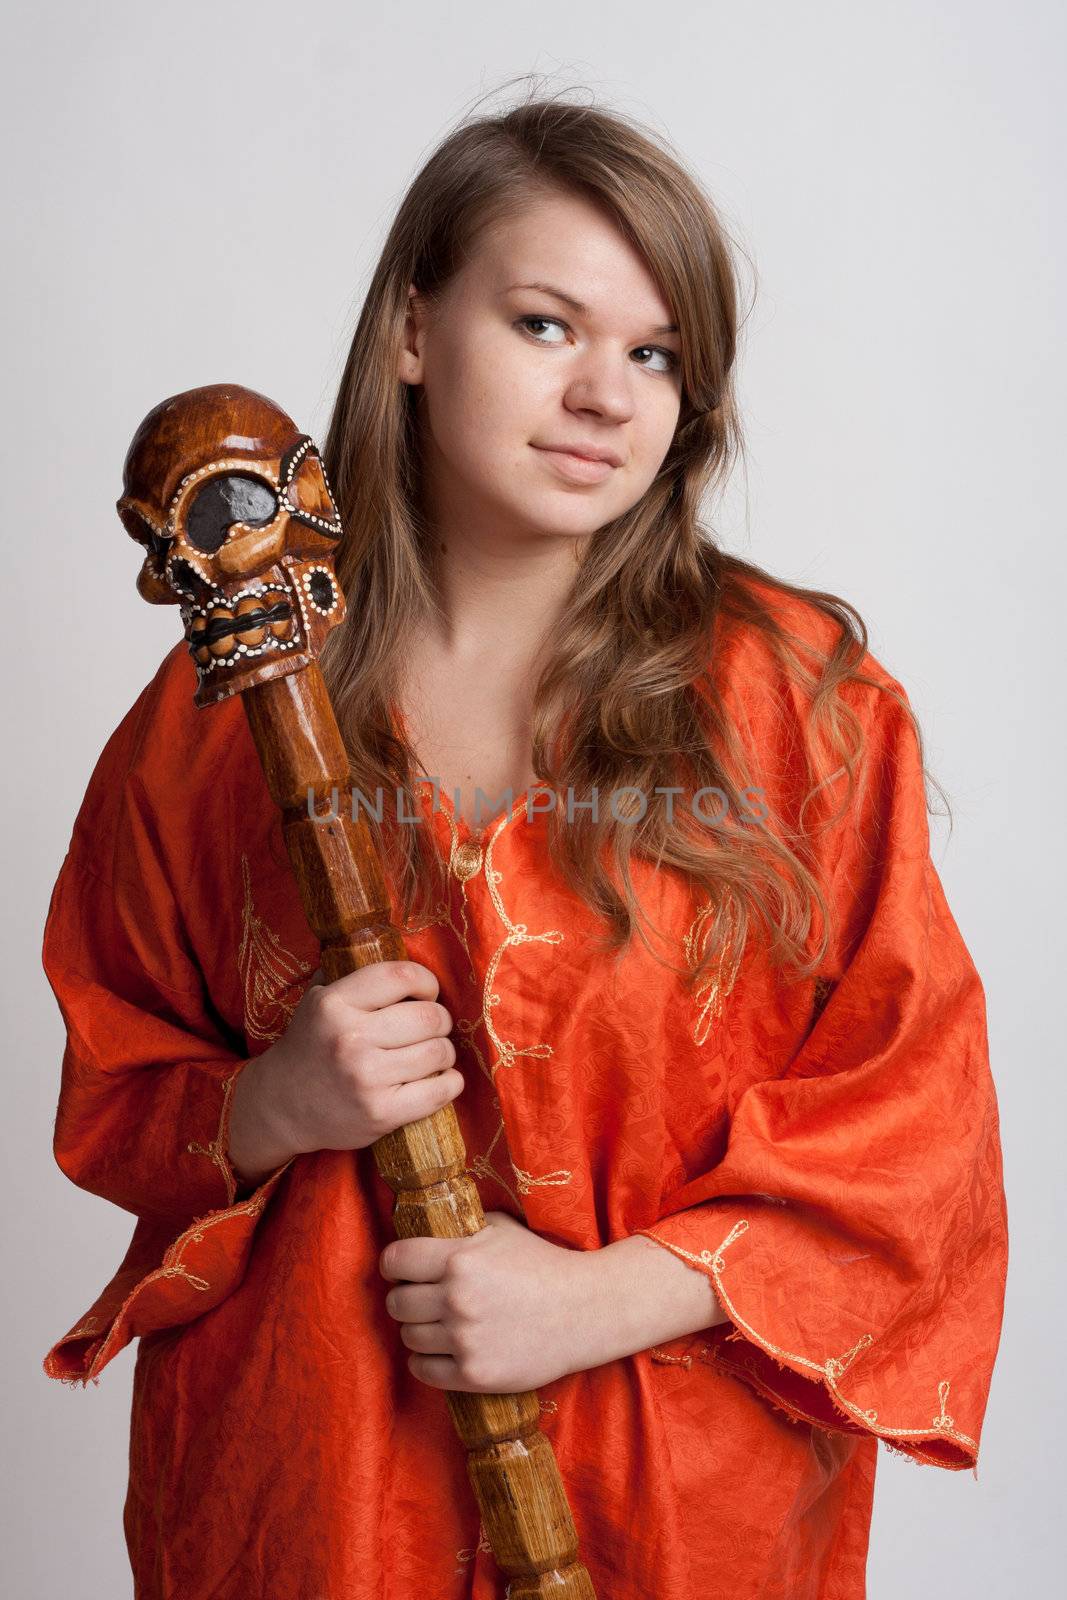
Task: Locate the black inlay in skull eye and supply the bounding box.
[308,570,335,609]
[185,474,278,555]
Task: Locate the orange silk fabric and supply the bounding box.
[41,587,1008,1599]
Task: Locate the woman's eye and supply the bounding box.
[517,315,567,344]
[633,345,680,374]
[515,316,679,373]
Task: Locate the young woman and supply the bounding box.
[42,93,1008,1598]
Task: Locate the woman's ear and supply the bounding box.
[398,283,427,386]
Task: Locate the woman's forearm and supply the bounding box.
[569,1233,730,1371]
[227,1054,298,1189]
[228,1068,730,1365]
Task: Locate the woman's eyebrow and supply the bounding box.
[502,281,678,336]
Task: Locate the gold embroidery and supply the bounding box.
[402,900,456,946]
[64,1167,297,1382]
[237,853,315,1043]
[455,1519,493,1570]
[450,839,484,882]
[429,803,572,1209]
[696,1344,841,1434]
[650,1346,693,1368]
[479,808,571,1201]
[68,1316,102,1340]
[187,1063,243,1206]
[421,811,511,1200]
[637,1217,978,1455]
[511,1164,574,1196]
[158,1263,211,1292]
[683,899,743,1044]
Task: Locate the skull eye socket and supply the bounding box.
[185,474,278,555]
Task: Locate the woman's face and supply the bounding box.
[400,188,684,547]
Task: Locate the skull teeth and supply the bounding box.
[185,583,298,670]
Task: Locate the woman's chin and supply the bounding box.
[506,485,619,541]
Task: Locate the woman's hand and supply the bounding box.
[380,1217,732,1391]
[379,1211,596,1394]
[228,960,463,1186]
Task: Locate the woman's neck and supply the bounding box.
[423,526,580,668]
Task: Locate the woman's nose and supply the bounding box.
[563,351,636,423]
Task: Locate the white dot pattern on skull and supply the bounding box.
[127,435,345,683]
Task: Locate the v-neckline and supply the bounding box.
[387,698,545,844]
[418,776,544,843]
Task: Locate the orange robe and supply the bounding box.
[41,586,1008,1599]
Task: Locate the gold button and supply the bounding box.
[451,840,483,881]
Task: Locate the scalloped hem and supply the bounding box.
[633,1216,981,1478]
[43,1158,295,1385]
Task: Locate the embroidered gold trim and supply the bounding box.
[650,1346,693,1367]
[424,810,516,1204]
[237,852,315,1043]
[186,1063,243,1206]
[455,1520,494,1569]
[63,1166,296,1382]
[700,1345,853,1435]
[683,899,743,1044]
[429,802,572,1209]
[67,1316,102,1340]
[512,1164,573,1194]
[479,806,571,1201]
[402,899,459,960]
[158,1263,211,1292]
[637,1216,977,1455]
[450,839,484,882]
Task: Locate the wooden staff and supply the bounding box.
[116,383,596,1599]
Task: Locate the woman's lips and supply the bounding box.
[531,445,617,484]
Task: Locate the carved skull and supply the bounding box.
[117,383,346,705]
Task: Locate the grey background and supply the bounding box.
[4,2,1061,1593]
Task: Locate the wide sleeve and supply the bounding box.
[634,677,1008,1472]
[41,678,297,1386]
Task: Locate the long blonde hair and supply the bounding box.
[318,82,946,992]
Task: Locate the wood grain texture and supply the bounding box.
[121,382,596,1598]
